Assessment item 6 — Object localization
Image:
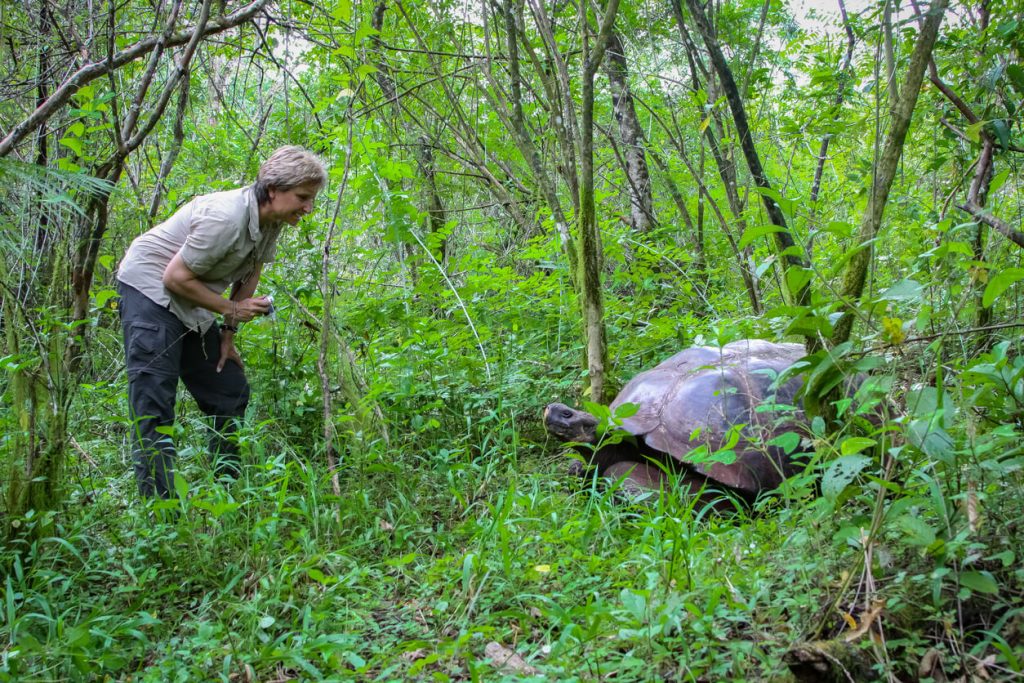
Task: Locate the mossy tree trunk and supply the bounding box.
[577,0,620,403]
[831,0,949,345]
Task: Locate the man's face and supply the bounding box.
[267,181,322,225]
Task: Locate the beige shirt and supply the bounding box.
[117,186,281,332]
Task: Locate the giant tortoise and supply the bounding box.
[544,339,813,505]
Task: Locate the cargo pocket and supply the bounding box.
[126,321,173,376]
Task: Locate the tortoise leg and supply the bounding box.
[670,470,747,513]
[605,460,668,496]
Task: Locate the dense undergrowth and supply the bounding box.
[2,311,1023,681]
[4,213,1024,681]
[3,1,1024,679]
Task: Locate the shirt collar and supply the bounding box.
[247,185,262,241]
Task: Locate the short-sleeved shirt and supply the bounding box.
[116,186,281,332]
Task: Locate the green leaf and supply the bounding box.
[959,570,999,595]
[738,224,786,250]
[966,121,985,144]
[785,314,833,337]
[987,550,1015,567]
[68,122,85,136]
[822,455,871,502]
[897,515,936,547]
[355,64,379,80]
[991,120,1011,150]
[823,221,853,237]
[354,23,380,45]
[93,287,117,308]
[840,437,876,456]
[982,267,1024,307]
[209,501,240,518]
[173,471,188,500]
[1005,64,1024,96]
[386,552,418,567]
[907,419,955,463]
[620,589,647,622]
[990,170,1009,195]
[767,431,801,455]
[461,553,475,594]
[785,267,812,298]
[332,0,351,21]
[613,401,639,419]
[751,186,796,218]
[878,279,923,302]
[59,137,83,155]
[755,255,776,278]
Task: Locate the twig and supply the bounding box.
[959,202,1024,250]
[69,436,100,470]
[0,0,271,157]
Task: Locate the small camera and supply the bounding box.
[265,295,276,320]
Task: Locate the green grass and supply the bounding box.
[3,399,1023,681]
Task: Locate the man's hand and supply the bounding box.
[163,254,270,321]
[231,296,271,323]
[217,333,243,373]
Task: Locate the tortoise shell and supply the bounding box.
[611,339,806,494]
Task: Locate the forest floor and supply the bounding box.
[3,404,1022,682]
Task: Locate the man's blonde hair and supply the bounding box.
[255,146,327,204]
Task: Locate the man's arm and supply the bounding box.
[226,263,264,325]
[163,252,269,322]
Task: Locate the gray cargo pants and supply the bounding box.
[118,281,250,498]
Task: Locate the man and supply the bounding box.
[116,145,326,498]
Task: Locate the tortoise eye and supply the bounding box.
[561,409,573,419]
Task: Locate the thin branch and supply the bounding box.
[0,0,271,157]
[149,71,190,218]
[959,202,1024,250]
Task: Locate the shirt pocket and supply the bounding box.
[126,321,175,376]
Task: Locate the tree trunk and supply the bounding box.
[682,0,809,314]
[498,0,578,286]
[604,31,654,233]
[416,135,449,266]
[577,0,620,403]
[831,0,949,345]
[670,7,762,313]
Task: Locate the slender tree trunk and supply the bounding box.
[526,0,581,213]
[416,135,448,266]
[604,31,654,233]
[149,75,190,219]
[969,140,995,352]
[670,7,762,313]
[648,147,697,245]
[496,0,577,285]
[809,0,855,207]
[577,0,620,403]
[682,0,810,312]
[832,0,949,345]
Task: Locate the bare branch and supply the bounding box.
[959,202,1024,250]
[0,0,271,158]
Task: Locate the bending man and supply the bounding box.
[116,145,326,498]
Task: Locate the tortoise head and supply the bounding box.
[544,403,599,444]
